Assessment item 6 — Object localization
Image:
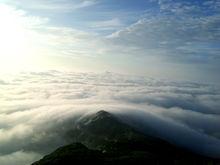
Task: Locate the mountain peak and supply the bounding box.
[91,110,113,120]
[96,110,111,116]
[66,110,146,150]
[33,110,220,165]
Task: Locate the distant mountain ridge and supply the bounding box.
[32,110,220,165]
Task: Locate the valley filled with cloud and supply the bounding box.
[0,71,220,165]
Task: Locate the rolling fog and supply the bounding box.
[0,70,220,165]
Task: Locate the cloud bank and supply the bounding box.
[0,71,220,165]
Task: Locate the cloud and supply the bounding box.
[4,0,98,12]
[113,106,220,158]
[0,71,220,164]
[75,0,98,9]
[0,151,41,165]
[89,18,124,31]
[108,14,220,62]
[0,80,7,85]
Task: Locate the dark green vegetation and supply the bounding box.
[32,111,220,165]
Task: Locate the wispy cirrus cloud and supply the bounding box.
[89,18,124,32]
[3,0,98,12]
[109,11,220,62]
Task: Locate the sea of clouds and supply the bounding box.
[0,70,220,165]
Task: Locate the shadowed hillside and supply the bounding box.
[32,111,220,165]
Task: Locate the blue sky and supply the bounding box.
[0,0,219,83]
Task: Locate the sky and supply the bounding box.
[0,0,219,83]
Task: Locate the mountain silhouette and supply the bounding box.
[32,110,219,165]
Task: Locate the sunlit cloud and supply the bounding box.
[2,0,98,12]
[0,71,220,165]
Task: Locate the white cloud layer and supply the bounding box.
[0,71,220,164]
